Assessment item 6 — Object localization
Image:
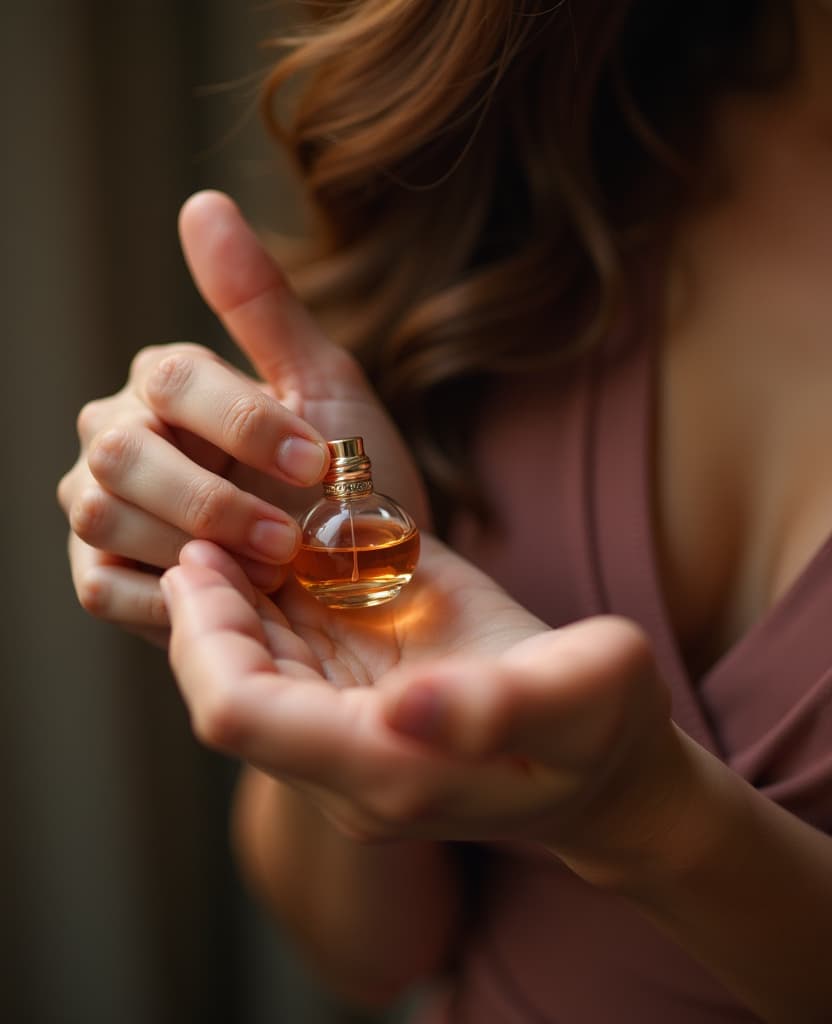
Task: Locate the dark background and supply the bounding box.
[0,3,410,1021]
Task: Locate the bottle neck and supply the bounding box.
[322,475,374,500]
[323,437,374,499]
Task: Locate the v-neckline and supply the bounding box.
[587,319,832,758]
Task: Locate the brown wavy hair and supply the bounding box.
[261,0,790,528]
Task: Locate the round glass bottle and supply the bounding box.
[293,437,420,608]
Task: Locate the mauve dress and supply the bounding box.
[422,327,832,1023]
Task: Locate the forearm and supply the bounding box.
[231,766,464,1007]
[571,729,832,1023]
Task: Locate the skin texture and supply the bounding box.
[161,539,673,851]
[58,7,832,1011]
[57,192,428,645]
[162,541,832,1022]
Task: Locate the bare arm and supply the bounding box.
[233,767,464,1007]
[565,729,832,1024]
[57,192,458,1009]
[161,532,832,1023]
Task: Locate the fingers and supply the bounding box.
[62,443,173,635]
[162,542,403,777]
[163,566,281,750]
[62,188,393,653]
[66,464,191,569]
[158,542,561,841]
[85,424,302,566]
[66,514,285,633]
[178,191,368,401]
[494,618,661,764]
[68,532,169,628]
[381,618,659,764]
[132,342,329,487]
[60,443,289,630]
[162,551,342,760]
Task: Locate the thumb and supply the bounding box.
[382,618,660,766]
[178,190,367,401]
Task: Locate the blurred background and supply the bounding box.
[0,3,403,1021]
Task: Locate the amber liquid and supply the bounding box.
[294,523,420,608]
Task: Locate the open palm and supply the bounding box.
[273,533,545,688]
[162,534,669,854]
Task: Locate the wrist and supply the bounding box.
[550,726,738,900]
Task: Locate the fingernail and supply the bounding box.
[388,684,442,742]
[276,436,327,485]
[248,519,298,562]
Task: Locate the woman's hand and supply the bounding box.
[161,537,687,871]
[57,191,429,646]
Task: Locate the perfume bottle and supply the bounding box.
[294,437,420,608]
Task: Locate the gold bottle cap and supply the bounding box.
[328,437,365,461]
[324,437,373,498]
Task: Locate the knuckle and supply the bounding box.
[88,428,137,483]
[192,689,245,751]
[220,392,272,450]
[69,485,111,545]
[129,344,165,380]
[56,469,76,513]
[133,341,213,380]
[183,477,233,536]
[77,569,110,618]
[76,399,105,441]
[145,353,195,410]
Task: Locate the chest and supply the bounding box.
[458,260,832,689]
[654,205,832,678]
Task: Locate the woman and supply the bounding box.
[58,1,832,1020]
